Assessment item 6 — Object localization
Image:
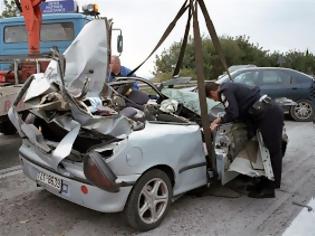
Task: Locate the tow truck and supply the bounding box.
[0,0,106,134]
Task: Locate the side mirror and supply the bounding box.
[117,34,123,53]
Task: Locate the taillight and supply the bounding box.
[83,151,119,192]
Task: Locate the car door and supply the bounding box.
[257,69,293,98]
[290,71,314,101]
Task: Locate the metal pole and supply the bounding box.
[14,60,19,85]
[36,59,40,73]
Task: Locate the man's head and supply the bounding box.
[110,55,121,75]
[205,82,220,101]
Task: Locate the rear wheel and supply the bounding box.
[125,169,172,231]
[290,100,313,122]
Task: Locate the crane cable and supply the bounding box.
[127,0,189,76]
[127,0,235,169]
[172,5,192,77]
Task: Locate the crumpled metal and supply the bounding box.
[36,92,69,111]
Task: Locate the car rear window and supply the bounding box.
[4,22,74,43]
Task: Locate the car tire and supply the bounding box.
[290,99,314,122]
[125,169,172,232]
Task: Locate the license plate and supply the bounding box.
[36,171,62,192]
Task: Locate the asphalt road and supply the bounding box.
[0,121,315,236]
[0,133,21,169]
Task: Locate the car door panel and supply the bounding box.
[258,70,293,99]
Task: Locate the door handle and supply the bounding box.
[292,87,298,90]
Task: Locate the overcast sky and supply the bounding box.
[4,0,315,77]
[76,0,314,77]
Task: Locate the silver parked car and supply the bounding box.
[9,20,288,231]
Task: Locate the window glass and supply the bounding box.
[261,70,291,85]
[292,71,310,84]
[41,22,74,41]
[233,71,259,86]
[4,22,74,43]
[4,25,26,43]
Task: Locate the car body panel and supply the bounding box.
[21,155,132,213]
[214,122,273,185]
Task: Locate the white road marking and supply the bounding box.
[283,198,315,236]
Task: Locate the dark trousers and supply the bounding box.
[256,103,284,188]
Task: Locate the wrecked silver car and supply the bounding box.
[9,19,288,231]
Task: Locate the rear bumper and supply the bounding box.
[20,155,132,213]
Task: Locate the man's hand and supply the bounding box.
[210,117,221,131]
[210,122,219,130]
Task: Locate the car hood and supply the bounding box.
[62,19,109,97]
[25,19,109,101]
[8,19,132,171]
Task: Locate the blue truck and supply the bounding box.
[0,2,97,134]
[0,13,90,64]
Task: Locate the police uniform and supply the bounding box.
[219,82,284,191]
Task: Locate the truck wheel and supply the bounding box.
[125,169,172,232]
[0,120,16,135]
[290,100,313,122]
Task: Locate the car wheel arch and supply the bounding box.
[123,167,174,231]
[122,165,176,210]
[137,165,175,187]
[123,165,175,204]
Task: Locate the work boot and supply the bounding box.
[248,187,275,198]
[246,177,263,191]
[246,183,261,192]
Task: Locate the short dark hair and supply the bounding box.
[205,82,219,95]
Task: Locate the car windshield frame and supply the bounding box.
[110,77,222,119]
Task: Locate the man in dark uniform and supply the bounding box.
[205,82,284,198]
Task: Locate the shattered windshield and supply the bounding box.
[161,88,221,116]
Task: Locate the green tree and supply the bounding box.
[282,50,315,75]
[153,35,315,82]
[154,35,271,81]
[1,0,19,18]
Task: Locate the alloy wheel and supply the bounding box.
[293,101,313,121]
[137,178,169,224]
